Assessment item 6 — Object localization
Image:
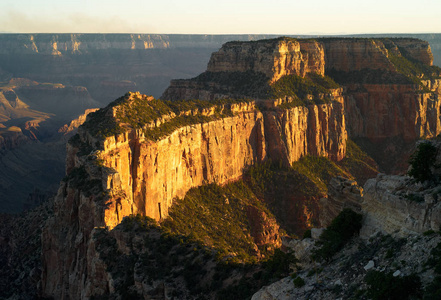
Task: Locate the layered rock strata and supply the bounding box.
[206,39,325,83]
[163,38,441,152]
[42,91,347,298]
[361,173,441,237]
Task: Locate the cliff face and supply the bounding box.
[322,39,395,72]
[325,38,441,173]
[361,173,441,237]
[345,83,441,142]
[0,34,284,55]
[207,39,325,83]
[98,104,266,226]
[264,102,346,164]
[42,92,346,298]
[322,38,433,72]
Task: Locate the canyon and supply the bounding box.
[36,36,441,299]
[0,34,441,299]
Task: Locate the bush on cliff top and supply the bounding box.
[408,141,438,183]
[269,73,339,105]
[312,208,362,261]
[365,270,422,300]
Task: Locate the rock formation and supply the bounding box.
[319,176,363,226]
[320,140,441,236]
[361,173,441,237]
[206,39,325,83]
[58,108,100,135]
[40,37,441,299]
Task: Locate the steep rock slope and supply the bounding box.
[206,39,325,83]
[42,90,346,298]
[326,38,441,172]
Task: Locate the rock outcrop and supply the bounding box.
[321,157,441,237]
[361,173,441,237]
[319,176,363,226]
[206,39,325,83]
[58,108,100,135]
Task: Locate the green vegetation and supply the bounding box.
[303,229,312,239]
[291,155,352,195]
[388,53,441,82]
[80,93,252,141]
[80,107,122,138]
[63,166,103,197]
[365,270,422,300]
[94,214,298,300]
[337,139,379,185]
[312,209,362,261]
[292,274,306,288]
[269,73,339,106]
[184,68,340,105]
[327,68,413,85]
[248,157,348,200]
[162,182,271,263]
[245,158,350,236]
[408,141,438,183]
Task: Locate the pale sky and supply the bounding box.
[1,0,440,34]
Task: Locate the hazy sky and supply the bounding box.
[1,0,440,34]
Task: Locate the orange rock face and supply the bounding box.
[41,95,347,298]
[207,38,325,83]
[323,39,394,72]
[345,83,441,142]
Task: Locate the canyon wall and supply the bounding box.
[322,39,395,72]
[0,34,281,54]
[42,92,346,298]
[322,38,433,72]
[207,39,325,83]
[344,83,441,142]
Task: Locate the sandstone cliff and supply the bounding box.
[206,39,325,83]
[42,88,346,298]
[162,38,441,149]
